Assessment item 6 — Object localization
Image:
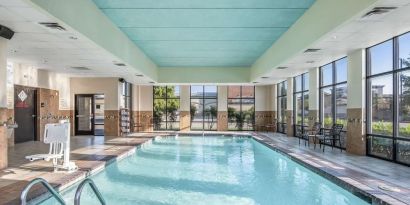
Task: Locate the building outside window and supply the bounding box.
[319,57,348,148]
[294,73,309,135]
[366,32,410,165]
[227,86,255,131]
[277,81,287,134]
[153,86,180,130]
[190,86,218,130]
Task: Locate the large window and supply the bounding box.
[120,81,132,109]
[153,86,180,130]
[227,86,255,131]
[190,86,218,130]
[294,73,309,135]
[319,58,348,148]
[277,81,287,134]
[367,32,410,165]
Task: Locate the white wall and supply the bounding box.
[286,77,294,110]
[347,49,366,109]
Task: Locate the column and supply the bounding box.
[179,85,190,131]
[0,38,8,169]
[286,77,294,136]
[346,49,366,155]
[217,86,228,131]
[308,67,320,127]
[255,85,277,131]
[132,85,153,132]
[271,84,277,132]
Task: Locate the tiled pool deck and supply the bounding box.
[0,132,409,205]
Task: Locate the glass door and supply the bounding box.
[75,94,95,135]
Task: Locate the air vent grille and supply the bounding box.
[304,48,321,53]
[277,67,288,70]
[363,7,397,18]
[114,63,126,67]
[39,22,66,31]
[70,66,90,71]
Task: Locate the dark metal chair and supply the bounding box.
[314,124,344,152]
[299,122,322,147]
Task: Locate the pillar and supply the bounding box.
[132,85,153,132]
[0,38,8,169]
[346,49,366,155]
[308,67,320,127]
[217,86,228,131]
[179,85,190,131]
[286,77,294,136]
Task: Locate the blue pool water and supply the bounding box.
[41,136,369,205]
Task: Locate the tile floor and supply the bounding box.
[0,132,410,205]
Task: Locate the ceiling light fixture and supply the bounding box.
[277,67,288,69]
[39,22,66,31]
[362,7,397,18]
[136,74,144,77]
[114,63,126,67]
[69,36,78,40]
[261,76,270,79]
[149,81,155,84]
[252,81,259,84]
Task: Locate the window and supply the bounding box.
[366,32,410,165]
[227,86,255,131]
[277,81,287,134]
[153,86,180,130]
[190,86,218,130]
[120,81,132,109]
[294,73,309,135]
[319,58,348,148]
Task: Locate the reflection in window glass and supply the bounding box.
[295,75,302,92]
[304,92,309,126]
[303,73,309,91]
[295,93,303,125]
[399,33,410,69]
[397,140,410,164]
[293,73,309,132]
[277,81,287,134]
[369,40,393,75]
[368,136,393,160]
[228,86,241,98]
[369,75,393,136]
[335,84,348,128]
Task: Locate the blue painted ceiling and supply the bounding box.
[92,0,316,67]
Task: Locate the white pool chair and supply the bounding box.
[25,122,77,172]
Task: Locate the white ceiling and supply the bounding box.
[0,0,154,83]
[2,0,410,85]
[257,0,410,84]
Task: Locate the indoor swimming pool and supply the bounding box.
[40,135,369,205]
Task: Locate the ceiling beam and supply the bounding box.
[250,0,377,81]
[27,0,158,81]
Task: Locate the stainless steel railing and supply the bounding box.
[21,178,66,205]
[74,178,106,205]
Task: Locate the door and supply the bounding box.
[14,85,37,143]
[75,94,95,135]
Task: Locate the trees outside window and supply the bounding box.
[190,86,218,130]
[228,86,255,131]
[153,86,180,130]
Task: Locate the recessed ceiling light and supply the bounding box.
[252,81,259,84]
[69,36,77,40]
[261,76,269,79]
[149,81,155,84]
[306,61,315,64]
[136,74,144,77]
[70,66,91,71]
[277,67,288,69]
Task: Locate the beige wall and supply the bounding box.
[255,85,276,111]
[309,67,319,111]
[70,77,119,110]
[179,85,190,111]
[218,86,228,112]
[132,85,153,111]
[347,49,366,109]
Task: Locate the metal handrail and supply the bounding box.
[21,178,66,205]
[74,178,106,205]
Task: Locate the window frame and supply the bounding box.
[153,86,181,131]
[366,31,410,166]
[190,86,218,131]
[227,86,256,131]
[319,57,348,149]
[293,73,309,136]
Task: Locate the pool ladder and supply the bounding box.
[20,178,106,205]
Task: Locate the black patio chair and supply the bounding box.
[299,122,321,147]
[314,124,344,152]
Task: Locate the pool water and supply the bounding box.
[41,136,369,205]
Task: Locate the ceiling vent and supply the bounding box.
[304,48,321,53]
[70,66,90,71]
[114,63,126,67]
[261,76,270,79]
[277,67,288,70]
[362,7,397,18]
[39,22,66,31]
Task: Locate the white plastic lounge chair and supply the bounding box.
[25,121,77,171]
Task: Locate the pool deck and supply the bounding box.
[0,132,409,205]
[252,132,410,205]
